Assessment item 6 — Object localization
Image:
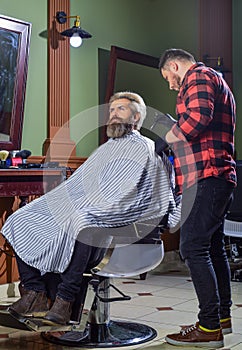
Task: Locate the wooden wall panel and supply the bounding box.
[43,0,81,167]
[199,0,232,87]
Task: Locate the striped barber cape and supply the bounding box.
[1,131,181,274]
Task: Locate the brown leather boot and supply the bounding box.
[44,296,72,325]
[8,290,49,317]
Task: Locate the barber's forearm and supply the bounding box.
[165,130,181,144]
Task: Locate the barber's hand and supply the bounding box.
[151,113,177,130]
[150,112,177,146]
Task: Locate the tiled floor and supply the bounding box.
[0,251,242,349]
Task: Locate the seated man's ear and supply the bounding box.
[134,112,140,123]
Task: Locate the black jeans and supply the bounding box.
[16,240,106,302]
[180,177,234,330]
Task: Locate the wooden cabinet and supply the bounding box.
[0,168,66,284]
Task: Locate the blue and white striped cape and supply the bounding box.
[1,131,181,274]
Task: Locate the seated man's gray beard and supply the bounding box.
[106,123,134,138]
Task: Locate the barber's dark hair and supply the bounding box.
[159,48,196,71]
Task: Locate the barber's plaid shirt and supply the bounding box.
[171,62,236,194]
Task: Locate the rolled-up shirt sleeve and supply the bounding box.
[175,72,216,141]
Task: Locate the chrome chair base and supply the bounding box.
[42,320,157,347]
[42,238,164,347]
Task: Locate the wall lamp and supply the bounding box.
[56,11,92,48]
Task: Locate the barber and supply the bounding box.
[158,48,236,348]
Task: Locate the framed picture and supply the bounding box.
[0,14,31,150]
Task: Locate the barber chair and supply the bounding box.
[224,160,242,281]
[42,223,164,347]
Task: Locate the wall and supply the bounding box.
[0,0,199,158]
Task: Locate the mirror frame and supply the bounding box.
[100,45,159,144]
[0,14,31,151]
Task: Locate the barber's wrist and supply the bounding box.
[165,130,172,143]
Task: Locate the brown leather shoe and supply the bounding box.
[8,290,49,317]
[44,296,72,325]
[180,318,232,335]
[165,323,224,348]
[220,318,232,335]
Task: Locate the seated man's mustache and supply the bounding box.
[109,116,123,124]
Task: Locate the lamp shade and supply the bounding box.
[60,26,92,39]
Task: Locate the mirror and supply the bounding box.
[0,15,31,151]
[100,45,176,144]
[104,46,159,103]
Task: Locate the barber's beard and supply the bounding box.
[174,74,182,90]
[106,123,133,138]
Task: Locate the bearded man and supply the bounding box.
[1,91,180,325]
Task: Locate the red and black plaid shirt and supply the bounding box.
[171,62,236,194]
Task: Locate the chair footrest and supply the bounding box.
[97,283,131,302]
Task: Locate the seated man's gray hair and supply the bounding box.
[109,91,147,130]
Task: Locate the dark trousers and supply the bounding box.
[180,177,234,330]
[16,240,106,302]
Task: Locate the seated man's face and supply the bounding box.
[107,98,139,138]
